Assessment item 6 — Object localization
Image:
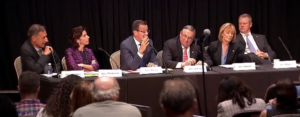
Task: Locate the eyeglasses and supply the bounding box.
[137,30,150,34]
[182,34,194,41]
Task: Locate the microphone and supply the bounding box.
[149,45,170,73]
[195,29,211,46]
[278,37,293,60]
[98,47,120,69]
[49,47,60,76]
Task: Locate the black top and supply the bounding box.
[80,51,88,64]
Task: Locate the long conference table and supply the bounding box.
[38,65,300,117]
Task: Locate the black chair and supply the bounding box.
[265,81,300,103]
[273,114,300,117]
[130,104,152,117]
[232,110,262,117]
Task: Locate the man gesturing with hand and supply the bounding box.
[120,20,159,70]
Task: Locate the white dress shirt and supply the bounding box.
[133,37,143,58]
[175,45,190,68]
[240,32,259,54]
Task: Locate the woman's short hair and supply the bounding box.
[276,78,299,109]
[218,23,236,43]
[70,81,94,116]
[217,76,255,108]
[69,26,86,48]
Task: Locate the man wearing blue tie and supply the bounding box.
[120,20,159,70]
[236,13,276,64]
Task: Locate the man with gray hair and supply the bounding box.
[20,24,61,74]
[163,25,213,68]
[73,77,141,117]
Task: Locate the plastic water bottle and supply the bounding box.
[47,63,53,75]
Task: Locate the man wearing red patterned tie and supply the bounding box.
[163,25,213,69]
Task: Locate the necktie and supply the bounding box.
[246,34,256,52]
[183,47,188,62]
[138,43,145,67]
[37,49,43,56]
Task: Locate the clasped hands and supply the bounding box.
[181,58,205,68]
[253,50,268,59]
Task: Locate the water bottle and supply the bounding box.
[47,63,53,75]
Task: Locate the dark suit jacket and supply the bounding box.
[20,40,61,74]
[65,47,99,70]
[207,40,244,66]
[120,36,159,70]
[163,36,213,69]
[236,33,276,60]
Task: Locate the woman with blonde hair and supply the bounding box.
[207,23,244,66]
[70,81,94,116]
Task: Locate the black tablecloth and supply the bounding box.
[38,65,300,117]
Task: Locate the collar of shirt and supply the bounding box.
[240,32,252,37]
[34,47,42,52]
[133,37,141,46]
[181,45,190,58]
[18,99,42,104]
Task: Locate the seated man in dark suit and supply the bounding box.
[236,13,276,64]
[20,24,61,74]
[120,20,159,70]
[163,25,213,69]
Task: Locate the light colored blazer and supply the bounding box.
[217,98,266,117]
[73,100,141,117]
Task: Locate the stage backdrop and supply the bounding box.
[1,0,300,90]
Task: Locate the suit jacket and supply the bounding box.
[207,40,244,66]
[217,98,266,117]
[73,100,141,117]
[163,36,213,68]
[20,40,61,74]
[236,33,276,60]
[120,36,159,70]
[64,47,99,70]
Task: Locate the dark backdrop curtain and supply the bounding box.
[1,0,300,90]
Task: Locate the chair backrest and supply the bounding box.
[61,56,67,71]
[130,104,152,117]
[14,56,22,79]
[110,50,120,69]
[156,50,163,67]
[264,84,276,102]
[232,110,262,117]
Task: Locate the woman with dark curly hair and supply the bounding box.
[36,75,83,117]
[217,76,266,117]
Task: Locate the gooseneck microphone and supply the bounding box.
[98,47,120,69]
[278,37,293,60]
[149,45,170,73]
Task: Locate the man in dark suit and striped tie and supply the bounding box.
[236,13,276,64]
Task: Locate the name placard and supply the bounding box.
[139,67,163,75]
[98,69,122,77]
[273,60,297,69]
[60,70,85,78]
[183,65,207,73]
[233,63,256,71]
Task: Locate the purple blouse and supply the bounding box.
[65,47,99,70]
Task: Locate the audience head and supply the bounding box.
[275,78,299,109]
[44,75,83,117]
[27,24,48,48]
[217,76,255,108]
[0,96,18,117]
[218,23,236,43]
[18,71,40,97]
[160,77,197,116]
[91,77,120,102]
[70,81,94,116]
[238,13,252,34]
[180,25,196,48]
[132,20,149,42]
[69,26,89,48]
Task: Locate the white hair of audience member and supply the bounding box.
[91,77,120,101]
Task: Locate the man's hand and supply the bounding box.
[147,62,156,67]
[195,61,204,65]
[255,50,267,59]
[139,36,149,54]
[181,58,196,67]
[43,46,52,55]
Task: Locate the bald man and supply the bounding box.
[73,77,141,117]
